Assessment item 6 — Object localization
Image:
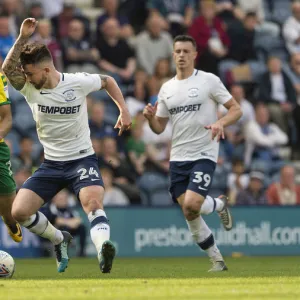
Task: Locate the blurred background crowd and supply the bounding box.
[1,0,300,219]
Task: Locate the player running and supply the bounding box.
[0,73,23,243]
[143,35,242,272]
[2,18,132,273]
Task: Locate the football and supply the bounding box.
[0,251,15,278]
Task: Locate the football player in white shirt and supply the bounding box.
[143,35,242,272]
[2,18,132,274]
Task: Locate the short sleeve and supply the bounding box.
[156,86,169,118]
[77,73,102,95]
[209,74,232,105]
[0,74,10,106]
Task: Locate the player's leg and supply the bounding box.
[189,159,233,230]
[179,191,228,272]
[0,192,22,242]
[0,144,23,242]
[70,154,115,273]
[12,162,73,273]
[200,194,233,231]
[79,185,115,273]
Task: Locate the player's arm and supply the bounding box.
[2,35,27,91]
[205,98,242,141]
[219,98,242,128]
[99,74,132,136]
[143,102,169,135]
[2,18,38,90]
[0,104,13,140]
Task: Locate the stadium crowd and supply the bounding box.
[1,0,300,208]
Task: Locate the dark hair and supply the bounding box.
[245,12,257,19]
[20,43,52,66]
[173,35,197,49]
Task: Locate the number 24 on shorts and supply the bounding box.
[77,167,99,180]
[192,171,211,190]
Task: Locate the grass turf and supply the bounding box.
[1,257,300,300]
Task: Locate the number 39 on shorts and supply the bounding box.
[192,171,211,189]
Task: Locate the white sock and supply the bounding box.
[200,196,224,215]
[186,215,212,244]
[186,215,223,260]
[20,212,63,245]
[88,209,110,254]
[206,244,223,261]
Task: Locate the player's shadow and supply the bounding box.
[13,257,300,280]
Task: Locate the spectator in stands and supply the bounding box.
[236,171,267,205]
[14,167,32,192]
[0,0,23,38]
[227,158,250,204]
[135,14,173,76]
[96,18,136,84]
[51,1,90,40]
[257,56,297,135]
[99,137,141,204]
[36,0,64,19]
[236,0,264,22]
[284,53,300,149]
[267,165,300,205]
[147,58,173,105]
[89,102,116,139]
[61,18,100,73]
[97,0,134,39]
[147,0,195,37]
[284,53,300,100]
[283,1,300,55]
[42,189,87,256]
[125,81,146,117]
[31,19,63,71]
[143,120,172,175]
[91,137,102,157]
[244,103,288,169]
[188,0,230,75]
[126,123,147,175]
[215,0,242,25]
[219,84,255,158]
[27,2,44,19]
[0,15,15,64]
[101,167,130,206]
[219,12,264,84]
[16,136,39,172]
[236,0,280,36]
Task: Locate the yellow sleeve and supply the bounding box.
[0,73,10,106]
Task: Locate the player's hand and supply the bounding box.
[20,18,38,39]
[205,121,225,142]
[143,102,158,121]
[114,108,132,136]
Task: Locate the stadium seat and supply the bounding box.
[137,172,172,206]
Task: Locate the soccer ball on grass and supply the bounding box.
[0,251,15,278]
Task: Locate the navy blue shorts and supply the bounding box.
[169,159,216,202]
[22,154,104,203]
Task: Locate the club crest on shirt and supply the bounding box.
[188,88,199,98]
[63,89,76,102]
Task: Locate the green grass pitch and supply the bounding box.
[1,257,300,300]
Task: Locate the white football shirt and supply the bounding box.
[20,72,101,161]
[156,70,232,163]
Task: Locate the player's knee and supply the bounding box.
[80,186,104,213]
[83,197,103,213]
[183,198,203,219]
[11,207,30,223]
